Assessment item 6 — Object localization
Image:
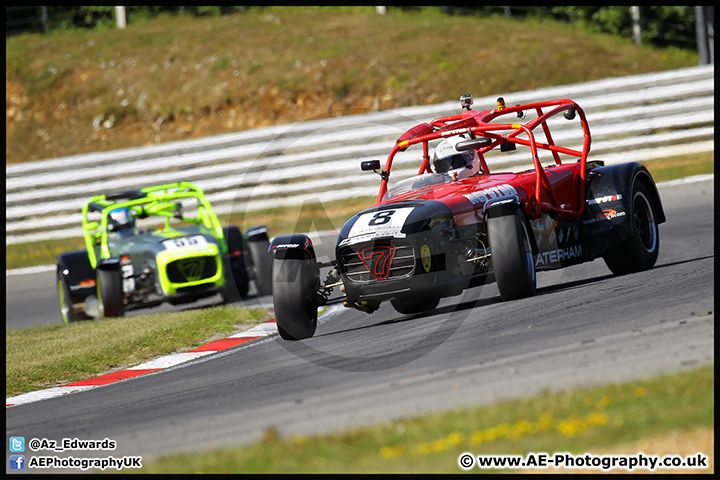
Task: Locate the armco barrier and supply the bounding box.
[6,65,714,245]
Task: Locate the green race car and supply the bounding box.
[56,182,273,322]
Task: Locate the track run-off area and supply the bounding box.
[5,175,714,470]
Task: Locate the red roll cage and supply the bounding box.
[378,98,591,219]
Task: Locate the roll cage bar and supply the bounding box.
[378,98,591,219]
[82,181,226,269]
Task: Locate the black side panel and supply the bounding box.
[224,225,244,258]
[57,250,96,302]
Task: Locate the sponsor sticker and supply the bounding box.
[587,193,622,206]
[272,243,300,249]
[535,245,582,266]
[464,184,518,205]
[583,208,626,225]
[421,244,432,273]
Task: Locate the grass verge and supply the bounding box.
[135,365,713,473]
[5,305,271,398]
[5,151,714,271]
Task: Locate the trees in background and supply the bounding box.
[5,6,710,53]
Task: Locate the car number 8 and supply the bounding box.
[368,210,395,226]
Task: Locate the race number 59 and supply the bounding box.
[163,235,208,251]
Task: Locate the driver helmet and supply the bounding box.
[432,136,481,179]
[108,207,135,235]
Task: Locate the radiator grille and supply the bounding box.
[340,239,415,282]
[166,256,217,284]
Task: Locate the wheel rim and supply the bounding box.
[96,277,105,319]
[633,191,657,253]
[305,263,319,324]
[521,218,536,283]
[58,279,70,324]
[525,251,535,283]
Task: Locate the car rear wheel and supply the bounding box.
[220,257,241,303]
[223,225,250,299]
[603,181,659,275]
[97,268,125,318]
[273,251,318,340]
[248,236,273,297]
[57,268,90,324]
[488,208,536,301]
[390,295,440,315]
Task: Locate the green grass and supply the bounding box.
[641,151,714,183]
[5,305,271,397]
[135,365,713,473]
[6,151,713,271]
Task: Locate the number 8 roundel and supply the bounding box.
[347,207,415,240]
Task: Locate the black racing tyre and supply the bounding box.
[390,295,440,315]
[602,181,660,275]
[248,237,273,297]
[232,268,250,299]
[272,251,319,340]
[223,225,250,298]
[97,267,125,318]
[219,258,242,304]
[226,258,250,299]
[56,267,90,324]
[488,208,537,301]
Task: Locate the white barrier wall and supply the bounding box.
[6,65,714,245]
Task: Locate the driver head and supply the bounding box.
[108,207,135,235]
[432,136,481,179]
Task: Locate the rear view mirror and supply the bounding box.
[361,160,381,171]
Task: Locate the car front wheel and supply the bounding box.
[97,267,125,318]
[57,268,90,324]
[488,208,537,301]
[248,236,273,297]
[272,250,319,340]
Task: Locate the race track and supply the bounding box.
[5,177,714,471]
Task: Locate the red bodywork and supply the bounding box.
[375,99,591,222]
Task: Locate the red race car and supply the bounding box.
[270,95,665,340]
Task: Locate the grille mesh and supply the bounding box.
[166,257,217,284]
[340,240,415,283]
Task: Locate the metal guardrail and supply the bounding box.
[6,65,714,245]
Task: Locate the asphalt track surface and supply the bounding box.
[5,177,714,472]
